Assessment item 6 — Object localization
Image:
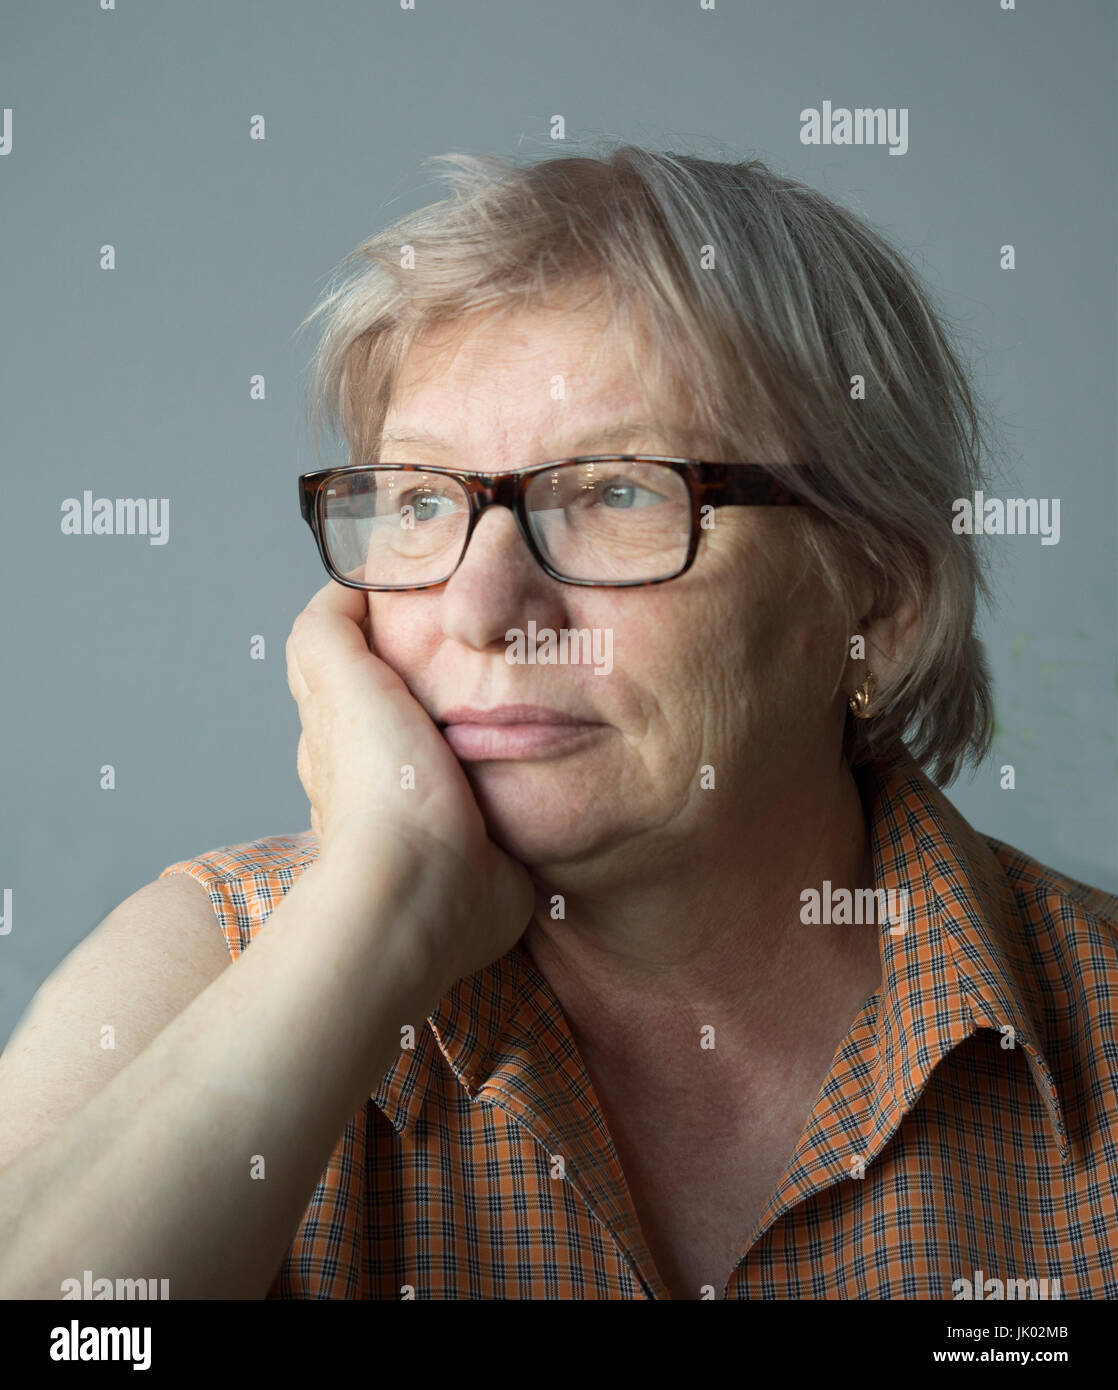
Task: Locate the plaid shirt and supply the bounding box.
[160,740,1118,1299]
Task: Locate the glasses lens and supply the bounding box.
[524,460,691,582]
[319,468,470,586]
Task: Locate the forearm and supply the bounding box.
[0,837,449,1299]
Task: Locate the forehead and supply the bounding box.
[392,299,643,398]
[380,300,702,456]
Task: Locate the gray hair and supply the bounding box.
[297,142,999,786]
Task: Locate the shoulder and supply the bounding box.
[983,834,1118,1053]
[159,829,320,961]
[965,837,1118,1167]
[984,834,1117,944]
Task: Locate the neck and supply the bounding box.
[521,754,883,1072]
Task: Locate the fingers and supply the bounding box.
[287,642,308,704]
[315,579,376,655]
[303,575,369,624]
[359,608,375,653]
[286,578,372,699]
[297,732,322,844]
[296,731,313,799]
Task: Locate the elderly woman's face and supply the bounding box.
[367,302,849,869]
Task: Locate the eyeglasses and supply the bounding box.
[297,455,806,590]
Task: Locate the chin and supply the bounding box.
[464,762,613,867]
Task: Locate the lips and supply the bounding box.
[437,704,605,761]
[437,704,591,728]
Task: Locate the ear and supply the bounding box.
[852,588,921,692]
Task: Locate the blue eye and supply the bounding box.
[596,480,660,509]
[403,490,458,521]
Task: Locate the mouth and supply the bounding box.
[437,704,606,762]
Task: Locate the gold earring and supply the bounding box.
[849,671,876,719]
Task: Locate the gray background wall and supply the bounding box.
[1,0,1114,1046]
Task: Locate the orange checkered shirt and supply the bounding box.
[160,741,1118,1298]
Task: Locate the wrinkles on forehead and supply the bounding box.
[374,297,715,466]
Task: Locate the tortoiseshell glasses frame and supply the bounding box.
[297,455,807,591]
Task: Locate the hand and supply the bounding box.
[285,579,535,984]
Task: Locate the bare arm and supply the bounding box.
[0,577,534,1300]
[0,873,231,1168]
[0,828,455,1300]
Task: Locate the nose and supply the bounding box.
[438,505,569,652]
[452,502,546,586]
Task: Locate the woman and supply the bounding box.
[1,146,1114,1301]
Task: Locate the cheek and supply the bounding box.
[366,594,435,669]
[686,558,842,714]
[722,525,843,674]
[764,601,847,728]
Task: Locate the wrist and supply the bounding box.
[313,816,476,997]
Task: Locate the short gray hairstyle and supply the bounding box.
[298,142,999,786]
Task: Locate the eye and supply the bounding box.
[401,488,458,521]
[592,478,664,509]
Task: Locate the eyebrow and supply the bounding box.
[377,420,705,457]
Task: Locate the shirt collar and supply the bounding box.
[372,740,1068,1161]
[858,740,1068,1159]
